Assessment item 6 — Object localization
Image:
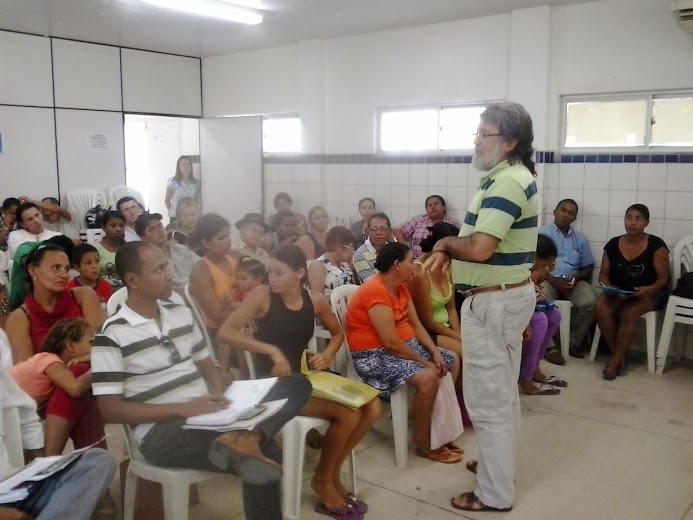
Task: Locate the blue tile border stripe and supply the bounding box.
[264,151,693,164]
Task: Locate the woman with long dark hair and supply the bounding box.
[219,244,380,516]
[165,155,200,222]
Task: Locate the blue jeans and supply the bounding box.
[10,448,116,520]
[139,374,312,520]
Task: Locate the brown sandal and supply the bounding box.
[450,491,512,512]
[415,447,462,464]
[444,442,464,454]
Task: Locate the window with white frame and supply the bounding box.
[563,93,693,148]
[379,104,486,152]
[262,116,301,153]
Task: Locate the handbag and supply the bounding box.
[672,272,693,299]
[430,373,464,450]
[300,351,379,409]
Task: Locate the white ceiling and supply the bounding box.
[0,0,594,58]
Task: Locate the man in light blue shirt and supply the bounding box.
[539,199,597,363]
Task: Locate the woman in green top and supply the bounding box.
[95,211,125,289]
[409,222,462,357]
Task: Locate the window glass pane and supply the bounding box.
[380,110,438,151]
[651,97,693,146]
[439,106,486,150]
[564,100,647,147]
[263,117,301,153]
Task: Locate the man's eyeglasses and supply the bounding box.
[369,227,391,234]
[160,335,182,364]
[473,131,502,140]
[340,244,355,252]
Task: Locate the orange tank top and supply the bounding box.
[202,255,239,329]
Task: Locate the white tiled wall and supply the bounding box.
[544,160,693,358]
[543,161,693,283]
[264,158,692,358]
[264,161,546,230]
[265,162,472,227]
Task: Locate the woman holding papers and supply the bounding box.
[595,204,669,380]
[219,244,381,519]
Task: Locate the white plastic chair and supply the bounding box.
[121,425,222,520]
[331,284,410,469]
[109,185,145,210]
[66,189,108,229]
[553,300,573,360]
[1,407,24,469]
[589,311,658,372]
[657,234,693,374]
[106,287,185,317]
[184,284,218,365]
[242,336,357,520]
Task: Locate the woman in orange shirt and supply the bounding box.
[189,213,241,382]
[346,242,461,463]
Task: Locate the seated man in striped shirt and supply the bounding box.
[91,241,311,520]
[353,212,394,283]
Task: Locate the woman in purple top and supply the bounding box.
[393,195,460,258]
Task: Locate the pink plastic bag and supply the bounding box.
[430,373,464,450]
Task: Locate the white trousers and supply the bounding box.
[461,283,535,509]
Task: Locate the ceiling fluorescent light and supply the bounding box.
[218,0,265,9]
[142,0,263,25]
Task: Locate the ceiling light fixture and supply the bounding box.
[142,0,264,25]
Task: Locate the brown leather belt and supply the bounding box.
[458,279,531,299]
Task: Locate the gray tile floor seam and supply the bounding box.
[522,402,693,443]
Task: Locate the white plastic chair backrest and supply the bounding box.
[0,329,13,370]
[330,284,360,379]
[673,234,693,281]
[67,189,108,228]
[106,287,185,317]
[106,287,128,317]
[330,214,351,229]
[184,284,218,364]
[1,407,23,469]
[109,186,144,210]
[330,284,359,330]
[122,424,146,463]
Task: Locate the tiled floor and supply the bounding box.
[105,355,693,520]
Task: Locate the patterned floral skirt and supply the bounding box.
[351,338,456,396]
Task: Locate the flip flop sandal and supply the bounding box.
[208,437,283,486]
[450,491,512,512]
[347,494,368,514]
[466,460,477,474]
[444,442,464,454]
[544,375,568,388]
[415,447,463,464]
[314,502,364,519]
[531,384,560,396]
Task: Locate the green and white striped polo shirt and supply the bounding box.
[451,160,539,290]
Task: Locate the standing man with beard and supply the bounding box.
[426,102,538,513]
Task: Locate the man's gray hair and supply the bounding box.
[481,102,536,176]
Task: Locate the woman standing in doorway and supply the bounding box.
[165,155,200,223]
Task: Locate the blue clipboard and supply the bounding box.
[595,286,636,296]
